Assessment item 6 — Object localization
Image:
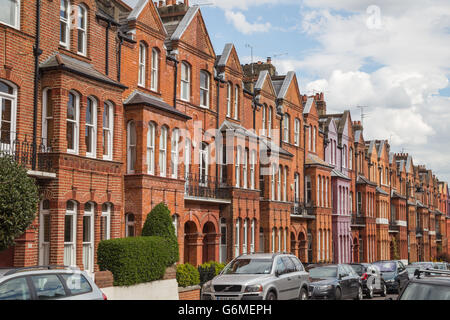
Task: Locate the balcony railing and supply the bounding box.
[389,220,399,231]
[436,233,442,241]
[351,214,365,226]
[184,173,231,200]
[0,131,54,173]
[291,201,315,218]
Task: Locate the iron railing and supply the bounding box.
[389,219,399,231]
[436,233,442,240]
[0,130,54,172]
[351,214,365,226]
[184,173,231,200]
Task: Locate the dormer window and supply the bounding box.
[138,43,147,87]
[0,0,20,29]
[200,70,209,108]
[180,62,190,102]
[60,0,70,48]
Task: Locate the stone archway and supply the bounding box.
[202,222,217,264]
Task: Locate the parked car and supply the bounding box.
[0,266,106,300]
[405,265,420,279]
[372,260,409,293]
[308,264,363,300]
[397,269,450,300]
[201,253,310,300]
[432,262,449,270]
[349,263,386,298]
[410,261,435,269]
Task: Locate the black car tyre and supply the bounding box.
[380,282,387,297]
[266,291,277,300]
[334,287,342,300]
[299,287,308,300]
[366,286,374,299]
[354,285,363,300]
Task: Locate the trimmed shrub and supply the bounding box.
[0,155,39,250]
[141,202,179,264]
[176,263,200,288]
[97,236,171,286]
[198,261,226,285]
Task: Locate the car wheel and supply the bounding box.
[299,287,308,300]
[334,287,342,300]
[366,286,374,299]
[380,282,387,297]
[354,285,363,300]
[266,291,277,300]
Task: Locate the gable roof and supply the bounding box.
[126,0,166,34]
[170,6,199,41]
[303,97,315,114]
[217,43,233,67]
[277,71,295,100]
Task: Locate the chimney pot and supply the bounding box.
[267,57,272,64]
[184,0,189,6]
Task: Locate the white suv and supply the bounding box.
[0,266,106,300]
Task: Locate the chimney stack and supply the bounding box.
[267,57,272,64]
[184,0,189,6]
[167,0,175,6]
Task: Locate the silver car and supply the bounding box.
[201,253,310,300]
[0,266,106,300]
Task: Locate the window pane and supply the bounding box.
[61,274,92,295]
[83,216,91,242]
[0,0,17,26]
[0,277,31,300]
[43,214,50,242]
[66,121,75,150]
[77,29,85,53]
[31,275,66,300]
[67,94,75,120]
[64,215,73,242]
[0,81,13,94]
[100,216,108,240]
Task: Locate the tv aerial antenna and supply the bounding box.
[245,43,255,78]
[356,106,370,127]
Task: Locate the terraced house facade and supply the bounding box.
[0,0,448,272]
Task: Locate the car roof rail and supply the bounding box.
[3,265,74,277]
[414,268,450,279]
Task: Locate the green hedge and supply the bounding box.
[97,236,173,286]
[176,263,200,288]
[198,261,226,285]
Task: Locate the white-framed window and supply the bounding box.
[243,149,248,189]
[349,147,353,170]
[271,163,276,201]
[151,48,159,91]
[101,203,111,241]
[271,228,275,253]
[234,86,239,120]
[147,122,155,174]
[318,230,321,261]
[77,5,87,56]
[235,219,240,257]
[284,228,287,252]
[226,83,231,117]
[138,43,147,87]
[325,178,328,207]
[294,118,300,146]
[294,173,299,202]
[317,176,320,206]
[235,146,241,188]
[125,213,135,237]
[102,102,114,160]
[127,121,136,173]
[321,176,324,207]
[0,80,17,148]
[172,215,178,238]
[39,200,50,265]
[268,106,272,137]
[82,202,95,273]
[283,166,287,202]
[200,70,209,108]
[250,150,256,189]
[180,62,190,102]
[343,145,347,168]
[0,0,20,29]
[308,126,312,151]
[171,128,179,179]
[66,91,79,154]
[85,97,97,158]
[159,126,167,177]
[278,228,281,252]
[262,105,266,136]
[185,138,191,180]
[64,201,77,266]
[313,126,316,152]
[243,219,248,254]
[199,142,208,186]
[250,219,255,253]
[60,0,70,48]
[277,165,281,201]
[283,114,290,143]
[42,88,53,148]
[305,176,312,205]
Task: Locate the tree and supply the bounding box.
[141,202,179,264]
[0,156,39,250]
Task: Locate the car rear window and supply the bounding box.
[400,282,450,300]
[61,273,92,295]
[373,261,396,272]
[0,277,31,300]
[31,274,67,300]
[350,264,364,275]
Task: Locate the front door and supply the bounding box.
[64,202,77,266]
[82,203,94,273]
[38,201,50,265]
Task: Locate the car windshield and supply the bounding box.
[309,267,337,278]
[349,265,364,275]
[434,263,446,270]
[400,282,450,300]
[373,262,396,272]
[405,266,418,275]
[222,259,273,275]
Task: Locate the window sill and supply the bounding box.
[0,21,20,30]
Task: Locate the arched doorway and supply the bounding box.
[184,221,198,265]
[353,237,359,263]
[202,222,217,263]
[298,232,307,262]
[307,232,313,263]
[290,232,297,257]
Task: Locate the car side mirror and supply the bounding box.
[338,274,343,280]
[275,270,281,277]
[372,270,376,274]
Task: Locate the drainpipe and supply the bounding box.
[117,36,123,82]
[166,54,179,108]
[32,0,43,170]
[105,22,111,75]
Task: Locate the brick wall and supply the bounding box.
[178,286,201,300]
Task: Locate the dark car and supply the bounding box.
[308,264,363,300]
[349,263,386,298]
[372,260,409,293]
[397,269,450,300]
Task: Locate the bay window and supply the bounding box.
[127,121,136,173]
[234,86,239,120]
[171,128,179,179]
[283,114,289,143]
[147,122,155,174]
[42,88,53,147]
[85,97,96,158]
[66,92,79,154]
[159,126,167,177]
[102,102,113,160]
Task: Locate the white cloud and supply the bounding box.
[224,10,271,35]
[196,0,298,11]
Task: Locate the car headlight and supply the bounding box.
[244,285,263,293]
[318,285,333,291]
[202,281,213,292]
[386,279,395,283]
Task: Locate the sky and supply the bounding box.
[124,0,450,183]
